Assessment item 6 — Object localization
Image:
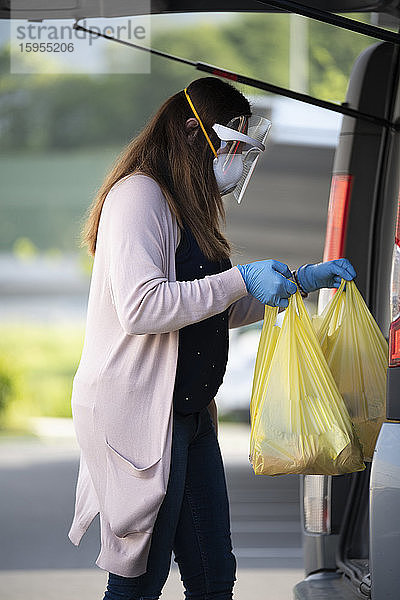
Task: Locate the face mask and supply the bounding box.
[213,148,244,195]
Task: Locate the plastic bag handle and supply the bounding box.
[320,278,346,318]
[314,278,347,339]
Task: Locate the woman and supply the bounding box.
[67,76,356,600]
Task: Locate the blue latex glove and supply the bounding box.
[236,259,298,308]
[297,259,356,293]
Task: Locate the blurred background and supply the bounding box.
[0,11,373,431]
[0,11,375,599]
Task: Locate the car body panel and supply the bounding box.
[294,572,364,600]
[370,423,400,599]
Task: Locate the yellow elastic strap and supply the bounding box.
[184,87,218,158]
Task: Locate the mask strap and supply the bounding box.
[184,88,218,158]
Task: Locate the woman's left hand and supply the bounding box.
[297,259,356,293]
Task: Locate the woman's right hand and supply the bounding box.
[236,259,297,308]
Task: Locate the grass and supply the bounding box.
[0,147,116,434]
[0,321,84,435]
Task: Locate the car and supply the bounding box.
[2,2,399,598]
[295,29,400,600]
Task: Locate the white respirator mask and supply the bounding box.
[212,142,245,196]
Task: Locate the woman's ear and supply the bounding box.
[185,118,199,143]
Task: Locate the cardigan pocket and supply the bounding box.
[104,438,166,538]
[105,438,162,478]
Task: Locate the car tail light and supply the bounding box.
[323,174,353,262]
[318,174,353,313]
[303,475,332,534]
[389,192,400,367]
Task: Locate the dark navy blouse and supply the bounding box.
[172,221,232,415]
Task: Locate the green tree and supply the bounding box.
[309,14,373,102]
[0,13,376,151]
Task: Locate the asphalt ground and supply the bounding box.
[0,421,304,600]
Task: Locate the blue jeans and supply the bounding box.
[102,405,237,600]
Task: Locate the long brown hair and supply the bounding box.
[80,77,251,261]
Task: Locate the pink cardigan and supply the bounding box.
[67,173,265,577]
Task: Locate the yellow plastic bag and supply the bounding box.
[312,278,388,460]
[249,289,365,476]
